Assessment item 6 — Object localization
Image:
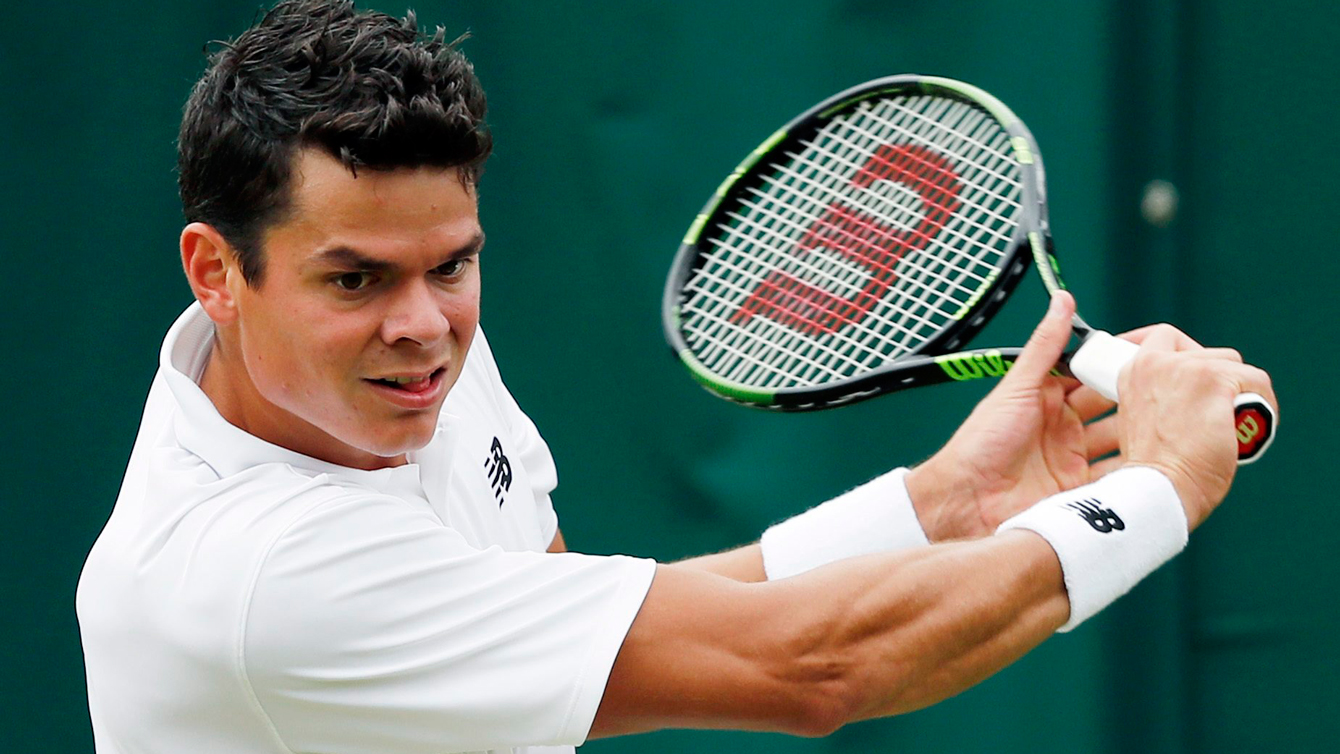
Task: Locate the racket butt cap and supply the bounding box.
[1233,392,1276,464]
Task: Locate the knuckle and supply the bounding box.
[1243,365,1273,389]
[1132,347,1172,372]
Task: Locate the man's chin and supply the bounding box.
[354,421,441,461]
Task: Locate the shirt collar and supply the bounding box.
[161,302,447,497]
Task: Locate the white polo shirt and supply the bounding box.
[77,303,657,754]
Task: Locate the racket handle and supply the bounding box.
[1069,331,1276,465]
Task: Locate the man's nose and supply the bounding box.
[380,280,450,346]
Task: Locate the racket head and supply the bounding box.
[663,75,1065,410]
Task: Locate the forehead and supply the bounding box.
[270,149,480,257]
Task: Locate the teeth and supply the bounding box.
[386,376,426,385]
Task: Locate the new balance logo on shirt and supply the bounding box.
[1066,499,1125,533]
[484,437,512,506]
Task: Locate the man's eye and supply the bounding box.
[334,272,376,291]
[434,259,468,278]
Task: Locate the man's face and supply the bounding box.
[226,149,482,468]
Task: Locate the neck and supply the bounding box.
[198,338,406,470]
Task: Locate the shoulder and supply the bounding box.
[443,323,512,424]
[85,447,439,625]
[462,324,501,379]
[241,492,658,752]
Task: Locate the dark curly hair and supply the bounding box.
[177,0,492,285]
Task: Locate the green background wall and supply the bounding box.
[2,1,1335,752]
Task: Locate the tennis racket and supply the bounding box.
[661,74,1275,464]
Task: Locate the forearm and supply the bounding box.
[671,544,767,582]
[595,531,1066,737]
[779,530,1067,723]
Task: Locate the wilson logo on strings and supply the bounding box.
[732,143,963,335]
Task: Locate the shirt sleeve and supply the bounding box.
[242,493,656,754]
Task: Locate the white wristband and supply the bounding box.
[996,466,1189,632]
[760,467,930,580]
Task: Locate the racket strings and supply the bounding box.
[689,164,999,385]
[696,198,961,371]
[680,94,1023,389]
[816,100,1020,363]
[793,96,1021,330]
[776,130,1014,328]
[686,147,978,380]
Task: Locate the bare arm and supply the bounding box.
[671,544,766,582]
[592,530,1065,738]
[547,529,567,553]
[641,294,1105,584]
[591,296,1275,739]
[554,527,766,580]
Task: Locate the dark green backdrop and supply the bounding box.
[3,1,1335,752]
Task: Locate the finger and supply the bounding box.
[1089,455,1125,479]
[1056,374,1083,391]
[1003,291,1075,386]
[1118,323,1204,349]
[1228,363,1279,416]
[1147,347,1243,364]
[1066,384,1116,422]
[1083,414,1121,460]
[1191,347,1244,363]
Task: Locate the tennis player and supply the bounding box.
[76,2,1276,753]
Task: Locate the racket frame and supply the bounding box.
[663,74,1073,410]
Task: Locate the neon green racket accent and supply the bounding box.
[920,77,1040,167]
[743,128,789,170]
[683,128,789,246]
[683,214,710,245]
[949,268,1001,320]
[819,89,891,118]
[920,76,1022,125]
[1010,136,1034,165]
[1029,231,1066,292]
[679,348,776,403]
[714,172,742,199]
[935,350,1013,381]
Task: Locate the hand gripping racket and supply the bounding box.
[662,74,1275,464]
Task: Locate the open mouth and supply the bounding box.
[366,367,446,394]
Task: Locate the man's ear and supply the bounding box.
[181,223,245,325]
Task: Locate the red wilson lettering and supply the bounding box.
[733,143,964,335]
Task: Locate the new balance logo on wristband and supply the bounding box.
[1066,499,1125,533]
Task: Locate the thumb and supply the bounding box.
[1004,291,1075,385]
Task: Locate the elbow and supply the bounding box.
[765,645,864,737]
[784,680,856,738]
[759,604,867,737]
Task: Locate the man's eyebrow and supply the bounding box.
[450,232,486,259]
[311,233,485,270]
[312,247,394,272]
